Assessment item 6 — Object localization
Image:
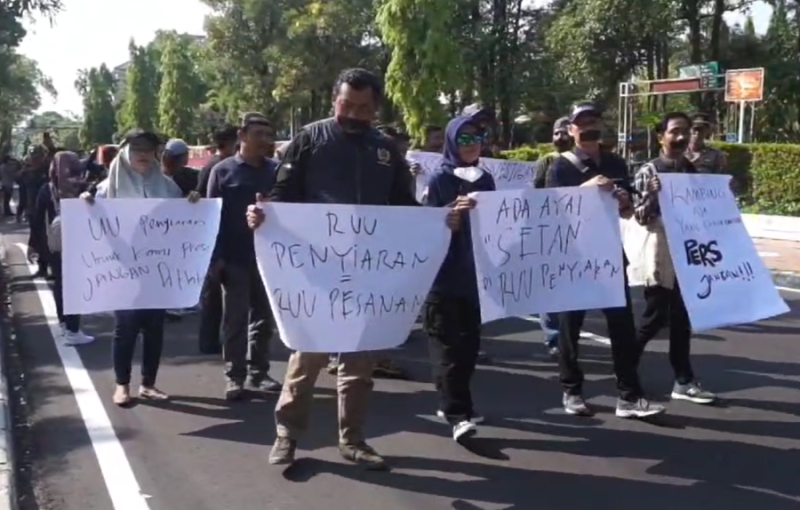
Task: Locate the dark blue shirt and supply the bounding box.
[425,168,496,300]
[207,154,277,266]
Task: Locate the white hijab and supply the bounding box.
[102,145,181,199]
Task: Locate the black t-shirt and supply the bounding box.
[169,167,199,197]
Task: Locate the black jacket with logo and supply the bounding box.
[269,118,417,206]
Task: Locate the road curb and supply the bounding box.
[772,270,800,290]
[0,245,15,510]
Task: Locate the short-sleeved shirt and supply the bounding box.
[207,154,277,266]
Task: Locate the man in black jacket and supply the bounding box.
[247,68,466,469]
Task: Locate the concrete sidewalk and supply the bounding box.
[754,238,800,288]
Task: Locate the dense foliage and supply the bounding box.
[66,0,800,148]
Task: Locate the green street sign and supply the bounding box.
[679,62,721,89]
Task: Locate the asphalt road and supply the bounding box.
[4,221,800,510]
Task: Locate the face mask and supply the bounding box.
[453,166,484,183]
[578,130,601,142]
[554,139,571,151]
[669,139,688,151]
[337,116,371,133]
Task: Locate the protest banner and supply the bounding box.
[254,203,451,352]
[61,198,222,315]
[658,173,788,330]
[470,187,626,322]
[407,151,534,202]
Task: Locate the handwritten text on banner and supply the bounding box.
[407,151,533,202]
[471,187,626,322]
[658,173,788,331]
[61,198,222,315]
[254,204,451,352]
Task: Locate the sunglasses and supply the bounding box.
[456,132,484,146]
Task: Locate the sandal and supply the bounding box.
[113,384,131,406]
[139,386,169,400]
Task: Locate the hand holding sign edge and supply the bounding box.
[246,192,267,230]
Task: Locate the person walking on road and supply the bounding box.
[31,151,95,346]
[632,111,717,405]
[546,102,665,420]
[247,68,467,469]
[423,115,493,442]
[206,113,282,401]
[532,116,574,358]
[81,129,202,406]
[196,124,238,355]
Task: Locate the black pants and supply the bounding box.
[2,186,12,216]
[557,284,642,401]
[50,253,80,332]
[198,275,222,353]
[112,310,165,387]
[16,182,25,219]
[636,283,694,385]
[221,263,273,383]
[424,292,481,423]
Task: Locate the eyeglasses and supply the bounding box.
[456,132,484,146]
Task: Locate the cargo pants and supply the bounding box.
[275,351,375,445]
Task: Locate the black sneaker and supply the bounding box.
[247,374,282,393]
[224,380,245,401]
[269,437,297,465]
[616,398,666,419]
[671,381,716,405]
[563,393,594,417]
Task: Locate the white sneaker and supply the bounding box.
[452,420,477,442]
[63,330,95,346]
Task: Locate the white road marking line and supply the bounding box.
[758,252,779,258]
[15,243,150,509]
[520,316,610,345]
[777,286,800,294]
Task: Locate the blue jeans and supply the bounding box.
[541,313,559,348]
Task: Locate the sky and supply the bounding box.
[18,0,772,116]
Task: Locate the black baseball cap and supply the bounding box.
[569,102,602,123]
[122,129,161,149]
[553,116,570,132]
[691,113,712,127]
[240,112,271,129]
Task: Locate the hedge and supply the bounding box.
[501,143,800,216]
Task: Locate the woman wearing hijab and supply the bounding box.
[31,151,95,346]
[80,130,201,406]
[423,116,495,442]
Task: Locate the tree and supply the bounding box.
[0,52,54,150]
[157,34,204,139]
[118,40,159,132]
[76,65,117,148]
[377,0,465,140]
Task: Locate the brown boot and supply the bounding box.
[113,384,131,407]
[339,442,387,470]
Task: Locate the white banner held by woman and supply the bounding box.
[470,186,626,322]
[658,173,789,331]
[61,198,222,315]
[254,203,451,352]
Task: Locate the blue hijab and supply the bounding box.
[440,116,480,170]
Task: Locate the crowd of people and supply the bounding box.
[0,66,734,471]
